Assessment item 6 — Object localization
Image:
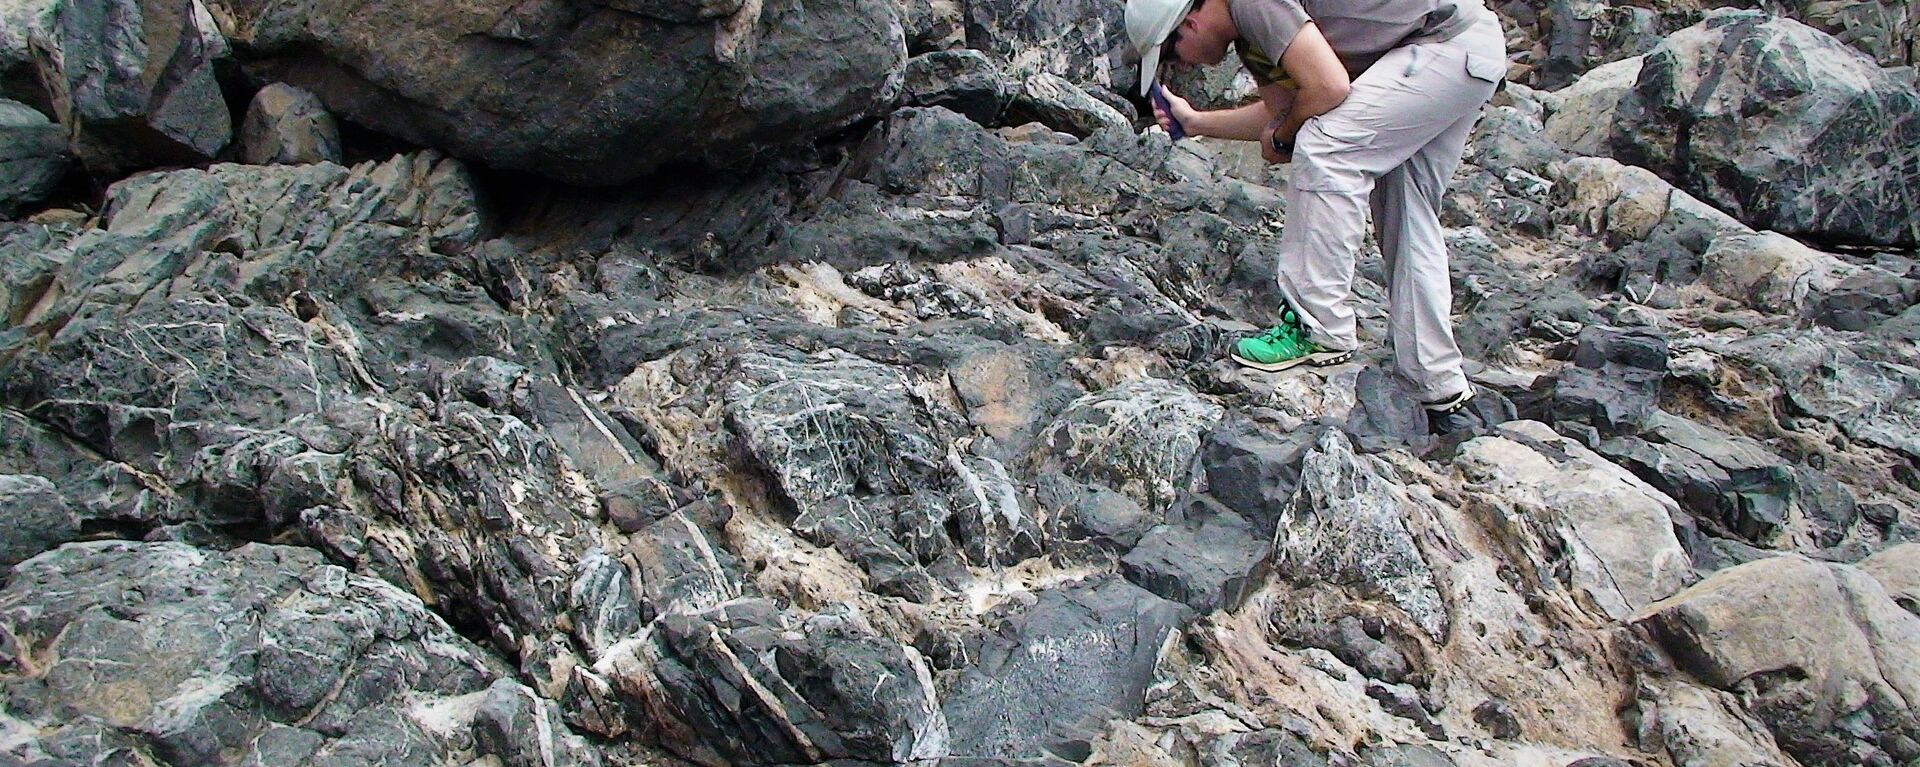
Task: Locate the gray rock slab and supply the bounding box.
[592,599,948,765]
[942,575,1190,759]
[215,0,904,184]
[0,541,599,766]
[0,474,78,568]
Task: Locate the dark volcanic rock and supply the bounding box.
[943,576,1190,759]
[209,0,905,184]
[1596,412,1805,544]
[1552,325,1667,436]
[1610,10,1920,246]
[0,541,600,767]
[1120,500,1271,613]
[901,50,1018,126]
[0,99,66,216]
[240,83,342,165]
[964,0,1128,92]
[1200,416,1317,534]
[1275,430,1446,639]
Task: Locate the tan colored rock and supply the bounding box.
[1554,156,1673,241]
[240,83,340,165]
[1633,555,1920,764]
[1861,543,1920,612]
[1456,421,1692,619]
[1700,230,1858,314]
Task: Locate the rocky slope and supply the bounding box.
[1,0,1918,765]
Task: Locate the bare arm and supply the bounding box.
[1259,22,1350,162]
[1152,90,1277,141]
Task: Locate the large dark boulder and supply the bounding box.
[582,599,949,765]
[1609,10,1920,247]
[2,0,231,177]
[208,0,905,184]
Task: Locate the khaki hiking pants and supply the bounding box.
[1276,14,1506,402]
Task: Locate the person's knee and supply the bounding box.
[1291,118,1375,194]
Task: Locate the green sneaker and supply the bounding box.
[1229,308,1352,372]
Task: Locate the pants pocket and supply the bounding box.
[1310,118,1378,148]
[1464,53,1504,83]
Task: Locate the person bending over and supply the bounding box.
[1126,0,1505,416]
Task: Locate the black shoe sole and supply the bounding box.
[1229,350,1353,373]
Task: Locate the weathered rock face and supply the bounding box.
[240,82,341,165]
[1276,430,1447,639]
[0,99,66,215]
[1609,10,1920,247]
[0,541,602,767]
[1768,0,1917,67]
[1634,554,1920,766]
[1,0,231,177]
[206,0,906,185]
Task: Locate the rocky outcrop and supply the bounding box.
[240,83,341,165]
[1609,10,1920,247]
[206,0,906,185]
[964,0,1128,91]
[1,0,231,177]
[0,541,602,766]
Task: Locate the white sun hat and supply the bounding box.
[1126,0,1193,96]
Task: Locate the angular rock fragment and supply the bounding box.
[1551,324,1667,436]
[240,83,342,165]
[594,599,948,766]
[1275,430,1446,639]
[1596,412,1816,545]
[1121,501,1271,613]
[5,0,232,176]
[0,474,79,567]
[901,50,1016,125]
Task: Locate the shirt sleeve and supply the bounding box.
[1231,0,1311,84]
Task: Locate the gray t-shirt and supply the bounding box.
[1231,0,1490,81]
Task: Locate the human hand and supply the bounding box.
[1259,121,1292,164]
[1150,85,1195,139]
